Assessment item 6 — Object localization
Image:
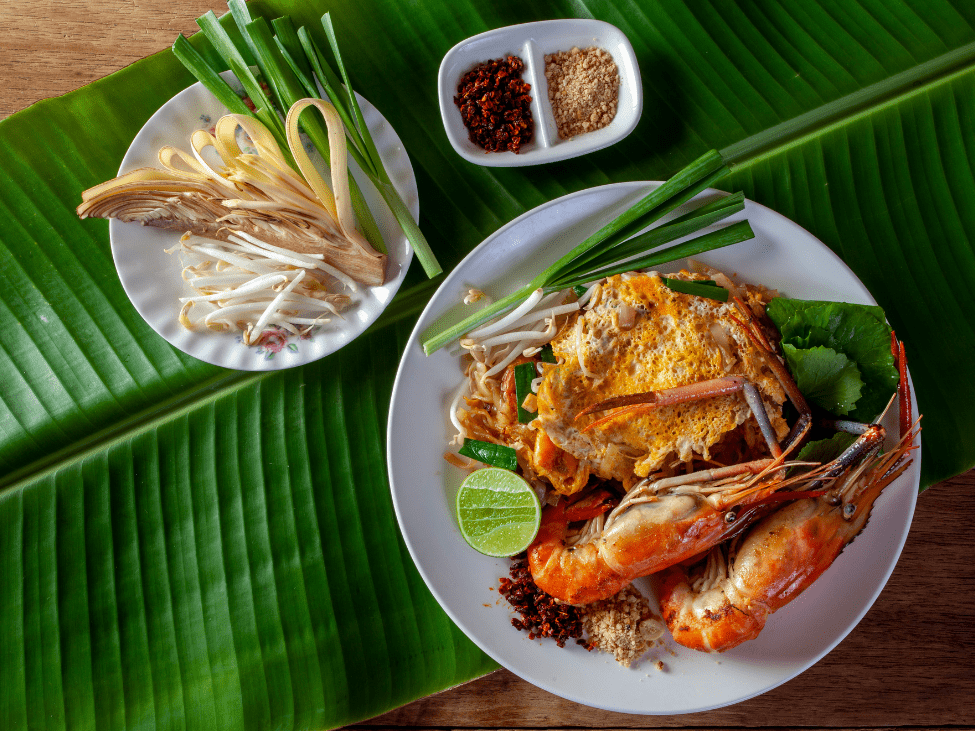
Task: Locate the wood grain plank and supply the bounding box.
[0,0,221,119]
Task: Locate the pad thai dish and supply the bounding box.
[447,264,916,663]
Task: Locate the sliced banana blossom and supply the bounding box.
[77,100,387,286]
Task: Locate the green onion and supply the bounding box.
[550,193,745,287]
[514,362,537,424]
[552,220,755,291]
[172,35,256,117]
[539,345,557,364]
[661,277,730,302]
[271,16,313,83]
[193,11,288,151]
[237,11,385,253]
[459,438,518,470]
[421,151,754,354]
[572,285,588,297]
[317,13,442,277]
[172,4,441,277]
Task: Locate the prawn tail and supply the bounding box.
[656,561,768,653]
[527,502,629,605]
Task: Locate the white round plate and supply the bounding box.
[439,20,642,166]
[388,182,920,714]
[111,79,417,370]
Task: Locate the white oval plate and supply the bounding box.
[388,182,920,714]
[111,79,417,370]
[439,20,642,166]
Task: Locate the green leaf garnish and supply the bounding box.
[661,277,729,302]
[781,344,864,416]
[767,299,898,421]
[459,439,519,470]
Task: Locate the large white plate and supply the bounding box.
[111,79,417,370]
[387,182,920,714]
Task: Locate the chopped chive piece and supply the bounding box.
[572,285,587,297]
[662,277,730,301]
[539,345,557,364]
[514,362,537,424]
[459,439,518,471]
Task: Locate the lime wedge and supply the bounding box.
[456,468,542,557]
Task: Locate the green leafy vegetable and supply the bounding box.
[514,362,537,424]
[781,344,864,416]
[768,299,898,421]
[661,277,729,302]
[458,438,518,470]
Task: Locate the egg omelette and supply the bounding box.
[535,271,788,487]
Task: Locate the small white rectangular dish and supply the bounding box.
[438,19,643,167]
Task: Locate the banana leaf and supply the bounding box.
[2,0,974,728]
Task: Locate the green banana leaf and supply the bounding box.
[2,0,974,728]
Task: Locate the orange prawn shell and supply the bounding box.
[657,482,889,653]
[527,501,629,605]
[656,567,767,653]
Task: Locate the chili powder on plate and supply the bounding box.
[454,55,535,154]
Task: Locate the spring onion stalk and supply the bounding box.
[541,150,726,280]
[172,35,256,118]
[296,29,375,176]
[194,11,289,152]
[420,151,752,355]
[271,17,313,82]
[231,7,385,254]
[274,38,375,180]
[550,192,745,286]
[315,13,442,277]
[551,221,755,292]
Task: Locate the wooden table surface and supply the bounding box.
[3,1,973,729]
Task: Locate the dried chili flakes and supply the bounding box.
[498,554,584,647]
[454,55,534,154]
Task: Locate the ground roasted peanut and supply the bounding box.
[580,585,664,667]
[544,46,619,140]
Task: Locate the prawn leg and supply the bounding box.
[577,377,785,459]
